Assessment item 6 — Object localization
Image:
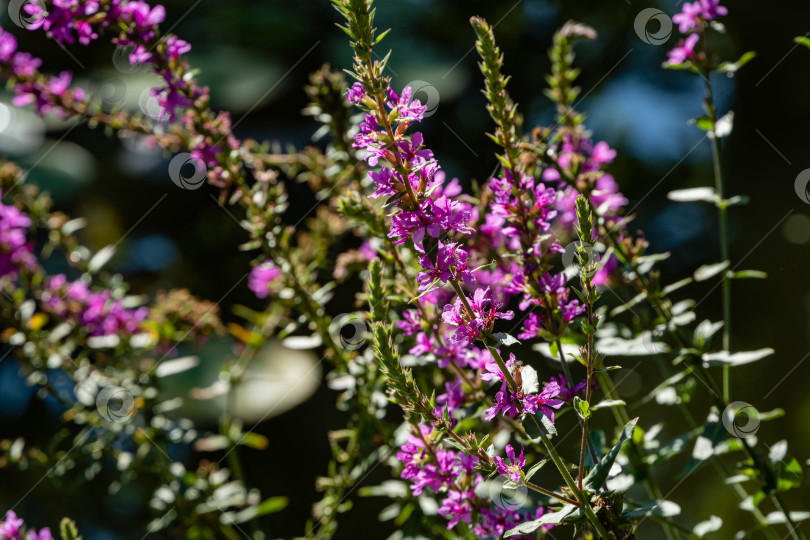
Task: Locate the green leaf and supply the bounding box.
[718,51,756,77]
[690,116,715,132]
[662,277,693,295]
[694,261,730,281]
[713,111,734,138]
[591,399,626,411]
[523,411,557,440]
[681,409,725,476]
[718,194,749,208]
[729,269,767,279]
[60,518,83,540]
[252,496,289,516]
[694,515,723,537]
[693,320,724,349]
[625,500,681,518]
[796,36,810,49]
[574,396,591,419]
[764,511,810,524]
[492,332,521,347]
[524,459,549,482]
[505,504,580,536]
[582,418,637,492]
[668,187,718,203]
[88,245,116,273]
[702,348,774,367]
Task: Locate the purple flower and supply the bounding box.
[165,35,191,60]
[248,259,282,299]
[531,381,565,423]
[0,195,36,279]
[0,28,18,62]
[397,424,432,480]
[387,86,427,123]
[28,529,54,540]
[416,241,472,291]
[667,33,700,65]
[0,510,23,539]
[517,312,544,340]
[673,0,727,33]
[409,448,458,495]
[481,352,516,383]
[672,2,702,33]
[395,132,434,166]
[475,507,526,538]
[396,309,421,336]
[438,487,475,529]
[442,287,514,343]
[493,444,525,482]
[484,381,521,420]
[389,195,471,245]
[436,377,465,412]
[699,0,728,20]
[347,82,365,103]
[121,1,165,34]
[408,331,433,357]
[367,166,398,199]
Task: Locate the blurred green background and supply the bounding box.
[1,0,809,538]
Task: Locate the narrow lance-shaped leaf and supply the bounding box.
[582,418,638,492]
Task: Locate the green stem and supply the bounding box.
[597,372,679,540]
[524,480,580,506]
[535,427,614,539]
[701,42,732,403]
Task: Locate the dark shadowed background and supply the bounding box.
[1,0,809,538]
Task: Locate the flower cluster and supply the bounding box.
[40,274,148,337]
[0,511,53,540]
[0,193,35,279]
[3,0,241,186]
[668,0,729,65]
[542,137,626,225]
[396,426,544,536]
[0,27,85,116]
